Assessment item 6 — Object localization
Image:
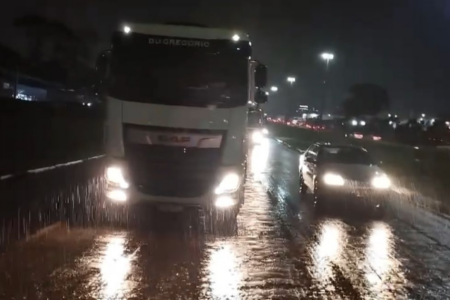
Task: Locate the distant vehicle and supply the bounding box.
[346,132,382,141]
[247,106,268,145]
[301,119,325,130]
[299,143,390,208]
[97,23,268,217]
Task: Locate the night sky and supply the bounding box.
[2,0,450,115]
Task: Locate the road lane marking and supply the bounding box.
[0,154,105,181]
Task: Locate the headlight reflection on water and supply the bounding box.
[249,141,269,179]
[366,222,392,283]
[364,222,406,297]
[207,243,242,299]
[94,234,138,300]
[311,220,347,281]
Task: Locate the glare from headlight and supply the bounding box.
[372,175,391,189]
[106,166,129,189]
[323,173,345,186]
[106,189,127,202]
[252,131,264,143]
[215,196,235,208]
[215,173,240,195]
[262,128,269,135]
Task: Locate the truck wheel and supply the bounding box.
[238,185,245,206]
[184,207,203,236]
[243,160,248,184]
[299,171,308,195]
[204,207,238,236]
[94,196,130,227]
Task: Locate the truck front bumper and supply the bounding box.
[104,162,244,210]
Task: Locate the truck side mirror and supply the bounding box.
[255,64,267,88]
[255,89,268,104]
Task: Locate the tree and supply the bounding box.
[13,14,97,86]
[13,15,52,63]
[342,83,390,117]
[0,44,21,69]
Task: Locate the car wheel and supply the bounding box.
[299,171,308,195]
[313,178,327,208]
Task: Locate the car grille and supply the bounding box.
[123,125,223,198]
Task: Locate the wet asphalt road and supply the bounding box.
[1,139,450,299]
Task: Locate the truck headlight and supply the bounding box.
[323,173,345,186]
[371,175,391,189]
[215,172,240,195]
[215,196,235,208]
[106,166,129,189]
[106,189,128,202]
[252,131,264,143]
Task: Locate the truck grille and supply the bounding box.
[123,125,223,198]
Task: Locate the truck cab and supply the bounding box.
[97,23,267,212]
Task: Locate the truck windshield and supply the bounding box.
[107,32,250,108]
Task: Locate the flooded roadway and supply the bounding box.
[1,139,450,299]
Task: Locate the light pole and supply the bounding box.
[285,77,296,122]
[321,53,334,70]
[320,52,334,119]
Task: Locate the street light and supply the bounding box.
[271,86,278,92]
[123,26,131,34]
[319,52,334,119]
[285,77,296,123]
[321,52,334,61]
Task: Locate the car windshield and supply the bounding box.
[107,32,250,108]
[319,147,373,165]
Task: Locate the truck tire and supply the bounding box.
[299,171,308,195]
[204,206,238,236]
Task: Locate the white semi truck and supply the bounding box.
[97,23,268,214]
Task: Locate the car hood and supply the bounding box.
[319,163,383,182]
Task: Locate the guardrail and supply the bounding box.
[0,154,104,181]
[0,97,104,176]
[0,154,105,250]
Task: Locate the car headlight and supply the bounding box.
[252,131,264,143]
[215,172,240,194]
[262,128,269,135]
[106,166,129,189]
[323,173,345,186]
[371,175,391,189]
